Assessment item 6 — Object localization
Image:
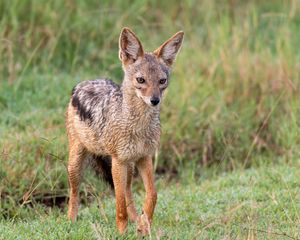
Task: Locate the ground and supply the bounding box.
[1,164,299,239]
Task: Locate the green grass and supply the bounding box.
[1,0,300,239]
[1,164,300,239]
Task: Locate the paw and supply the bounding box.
[67,208,77,222]
[117,218,128,234]
[136,213,151,237]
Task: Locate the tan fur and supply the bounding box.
[66,27,184,235]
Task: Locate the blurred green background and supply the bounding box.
[0,0,299,238]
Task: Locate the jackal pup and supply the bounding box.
[66,27,184,235]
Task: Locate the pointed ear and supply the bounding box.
[119,27,144,64]
[154,31,184,66]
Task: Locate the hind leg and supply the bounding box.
[126,162,138,222]
[67,140,86,222]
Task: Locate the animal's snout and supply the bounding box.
[150,97,160,106]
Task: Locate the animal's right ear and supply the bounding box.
[119,27,144,64]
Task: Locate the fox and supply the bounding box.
[66,27,184,235]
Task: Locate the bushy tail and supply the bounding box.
[90,155,114,189]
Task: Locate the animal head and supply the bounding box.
[119,27,184,107]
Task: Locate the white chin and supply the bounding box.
[145,100,152,107]
[143,99,153,107]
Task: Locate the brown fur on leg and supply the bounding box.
[125,163,138,222]
[67,141,86,222]
[137,156,157,221]
[111,157,128,234]
[136,156,157,235]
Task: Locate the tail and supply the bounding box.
[90,155,114,189]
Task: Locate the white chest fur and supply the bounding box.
[115,124,160,162]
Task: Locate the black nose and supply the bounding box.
[150,97,160,106]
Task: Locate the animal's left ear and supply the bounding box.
[154,31,184,66]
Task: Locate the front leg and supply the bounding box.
[136,156,157,235]
[111,157,128,234]
[126,162,138,222]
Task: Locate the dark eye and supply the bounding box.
[159,78,167,84]
[136,77,145,84]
